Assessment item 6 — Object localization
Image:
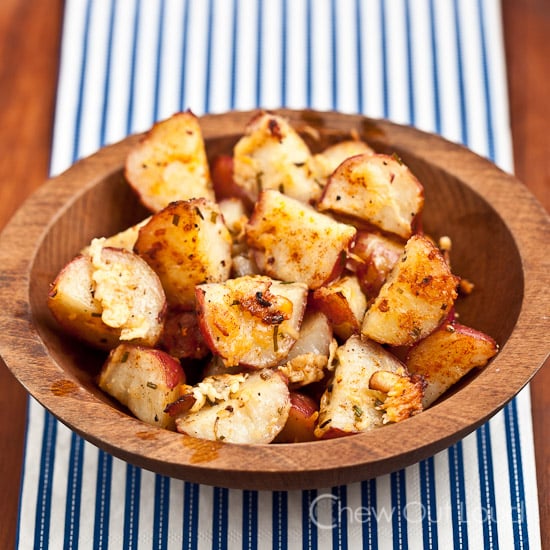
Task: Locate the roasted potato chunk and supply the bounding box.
[232,112,320,204]
[172,369,291,444]
[98,343,186,429]
[246,190,356,289]
[195,275,308,368]
[315,335,407,438]
[361,234,459,346]
[125,111,214,212]
[318,153,424,239]
[48,244,166,350]
[134,198,232,308]
[406,322,498,407]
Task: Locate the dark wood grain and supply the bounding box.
[502,2,550,549]
[0,1,548,548]
[0,1,63,549]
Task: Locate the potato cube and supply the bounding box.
[195,275,308,368]
[173,369,291,444]
[134,198,232,308]
[406,322,498,407]
[48,245,166,350]
[246,190,356,289]
[315,335,407,438]
[361,234,459,346]
[125,111,215,212]
[233,112,320,204]
[98,343,186,429]
[318,153,424,239]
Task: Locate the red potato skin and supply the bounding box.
[309,288,360,340]
[194,288,218,354]
[160,307,210,360]
[275,392,319,443]
[445,322,497,343]
[139,346,186,389]
[349,231,404,300]
[318,153,425,240]
[211,155,251,205]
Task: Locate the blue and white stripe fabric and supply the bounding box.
[18,1,540,548]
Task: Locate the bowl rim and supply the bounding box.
[0,109,548,491]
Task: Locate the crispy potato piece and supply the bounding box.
[173,369,291,443]
[48,245,166,350]
[318,153,424,239]
[48,255,120,350]
[125,111,214,212]
[361,234,459,346]
[307,140,374,190]
[310,275,367,340]
[369,370,425,423]
[315,335,407,438]
[246,190,356,289]
[98,343,186,429]
[233,111,320,204]
[196,275,308,368]
[134,198,233,307]
[406,322,498,407]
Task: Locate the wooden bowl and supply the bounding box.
[0,109,548,491]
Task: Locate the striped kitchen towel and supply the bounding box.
[18,1,541,548]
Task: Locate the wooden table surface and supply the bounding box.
[0,1,548,548]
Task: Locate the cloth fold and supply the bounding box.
[18,1,540,548]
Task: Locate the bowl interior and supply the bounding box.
[28,125,523,410]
